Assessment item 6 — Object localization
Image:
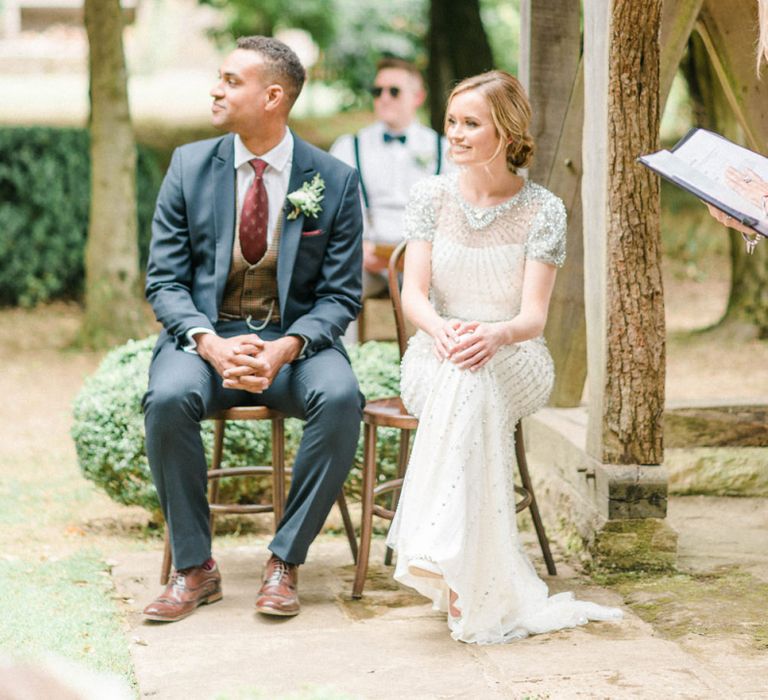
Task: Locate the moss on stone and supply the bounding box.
[590,518,678,572]
[594,566,768,651]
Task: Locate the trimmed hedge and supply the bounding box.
[71,338,403,514]
[0,126,163,306]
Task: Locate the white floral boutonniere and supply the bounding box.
[413,152,434,170]
[287,173,325,220]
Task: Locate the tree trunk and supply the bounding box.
[583,0,665,464]
[82,0,144,347]
[427,0,494,130]
[519,0,586,407]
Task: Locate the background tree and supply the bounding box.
[680,30,768,338]
[82,0,145,346]
[427,0,495,129]
[199,0,336,50]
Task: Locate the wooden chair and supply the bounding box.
[161,406,358,584]
[351,241,557,599]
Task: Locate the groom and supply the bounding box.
[142,36,363,622]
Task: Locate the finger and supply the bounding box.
[228,354,269,371]
[445,321,461,343]
[746,168,764,186]
[223,376,269,393]
[450,335,481,357]
[457,349,486,369]
[456,320,479,335]
[453,344,485,367]
[706,203,722,217]
[223,364,265,379]
[434,337,451,358]
[237,343,263,355]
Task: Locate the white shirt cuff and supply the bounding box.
[289,334,310,360]
[183,327,217,354]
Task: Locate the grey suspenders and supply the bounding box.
[353,131,444,210]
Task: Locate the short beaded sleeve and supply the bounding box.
[525,189,567,267]
[404,177,441,242]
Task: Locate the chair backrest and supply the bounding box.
[387,240,408,359]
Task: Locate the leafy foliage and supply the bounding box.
[0,127,162,307]
[321,0,427,109]
[195,0,519,110]
[71,338,403,514]
[200,0,336,50]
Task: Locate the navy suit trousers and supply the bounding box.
[142,320,363,569]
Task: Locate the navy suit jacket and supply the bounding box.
[145,131,364,359]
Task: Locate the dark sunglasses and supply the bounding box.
[370,86,401,98]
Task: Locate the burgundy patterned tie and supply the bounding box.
[239,158,269,265]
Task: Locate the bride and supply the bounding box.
[386,70,623,644]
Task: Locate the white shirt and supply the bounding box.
[330,120,452,246]
[185,129,298,351]
[234,129,294,244]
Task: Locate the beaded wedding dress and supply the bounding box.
[386,174,623,644]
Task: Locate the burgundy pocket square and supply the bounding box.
[301,229,323,237]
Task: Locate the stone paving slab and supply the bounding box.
[112,535,762,700]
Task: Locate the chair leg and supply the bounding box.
[271,417,286,529]
[160,527,172,585]
[352,423,377,599]
[208,419,226,535]
[358,303,367,344]
[384,427,411,566]
[515,422,557,576]
[336,490,358,564]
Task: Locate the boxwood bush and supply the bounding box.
[0,126,162,306]
[71,338,404,515]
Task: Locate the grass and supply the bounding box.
[0,552,135,683]
[0,315,139,692]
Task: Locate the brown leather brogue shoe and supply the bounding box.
[143,561,222,622]
[254,554,300,617]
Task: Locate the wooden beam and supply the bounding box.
[697,1,768,151]
[660,0,705,110]
[520,0,586,407]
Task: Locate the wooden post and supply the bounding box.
[520,0,586,407]
[583,0,665,465]
[660,0,706,110]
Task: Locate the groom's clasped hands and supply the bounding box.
[195,332,302,392]
[431,318,507,371]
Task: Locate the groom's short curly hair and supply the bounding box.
[236,36,306,107]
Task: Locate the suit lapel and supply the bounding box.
[277,133,315,316]
[212,134,236,309]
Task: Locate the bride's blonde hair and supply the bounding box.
[445,70,535,172]
[758,0,768,75]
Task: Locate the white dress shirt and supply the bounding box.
[185,129,295,351]
[329,120,452,246]
[234,130,294,245]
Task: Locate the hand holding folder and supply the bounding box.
[639,128,768,252]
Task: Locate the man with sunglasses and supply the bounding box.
[330,57,450,341]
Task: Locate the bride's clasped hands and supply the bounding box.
[430,318,508,370]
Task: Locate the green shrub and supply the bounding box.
[71,338,403,515]
[0,126,162,307]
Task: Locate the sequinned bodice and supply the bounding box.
[404,174,566,323]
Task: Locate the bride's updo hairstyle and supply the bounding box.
[446,70,535,172]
